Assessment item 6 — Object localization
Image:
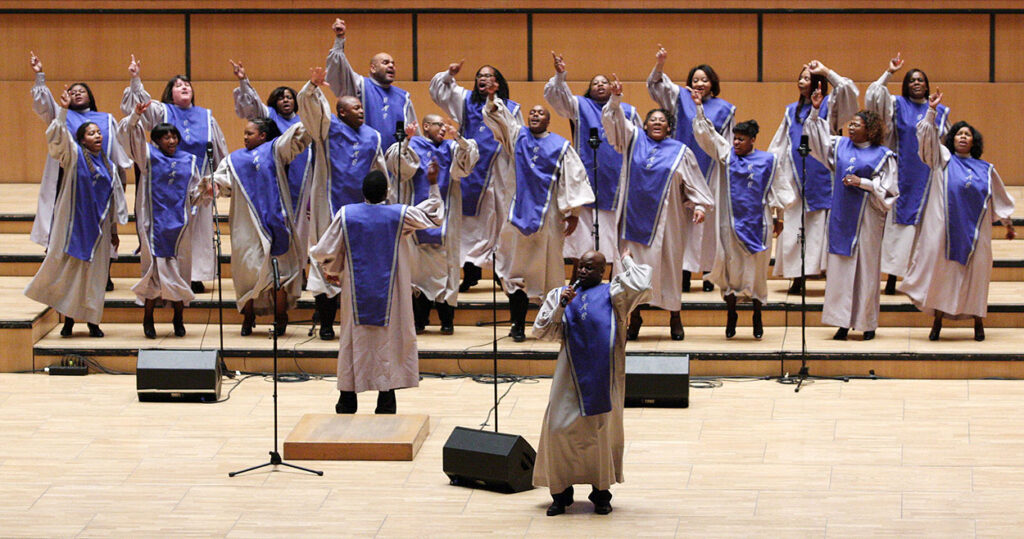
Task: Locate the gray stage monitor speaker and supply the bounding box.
[136,349,221,402]
[443,426,536,493]
[625,354,689,408]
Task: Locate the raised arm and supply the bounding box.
[384,126,422,193]
[209,154,233,198]
[120,55,165,128]
[116,102,152,165]
[450,130,481,180]
[610,253,654,315]
[46,105,76,168]
[807,61,859,134]
[865,53,900,140]
[543,52,578,120]
[29,53,62,124]
[646,45,680,114]
[274,122,312,164]
[297,73,333,144]
[482,87,521,159]
[428,61,469,120]
[555,146,596,221]
[602,75,637,154]
[310,210,348,281]
[403,164,444,231]
[916,93,949,170]
[804,90,835,171]
[325,18,362,99]
[531,286,567,341]
[230,60,270,120]
[692,90,732,165]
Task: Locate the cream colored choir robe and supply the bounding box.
[30,72,130,248]
[25,109,129,324]
[386,135,479,306]
[297,81,388,298]
[806,112,898,332]
[603,94,714,312]
[233,77,313,268]
[309,186,443,393]
[899,108,1015,319]
[544,71,642,264]
[326,34,418,138]
[118,110,201,305]
[121,75,228,282]
[532,255,652,493]
[647,68,734,275]
[429,70,523,269]
[867,69,952,279]
[210,124,310,315]
[693,104,795,303]
[767,69,859,279]
[484,97,595,302]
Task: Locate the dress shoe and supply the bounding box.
[190,281,206,294]
[725,309,738,339]
[335,390,357,414]
[752,310,764,339]
[60,317,74,337]
[375,390,397,414]
[863,330,875,341]
[440,325,454,335]
[143,319,156,339]
[510,323,526,343]
[87,323,104,338]
[974,320,985,342]
[703,280,715,292]
[833,327,849,341]
[588,488,612,515]
[319,324,335,341]
[546,486,574,516]
[670,316,685,341]
[884,275,897,295]
[105,278,114,292]
[681,270,691,293]
[172,313,186,337]
[240,312,255,336]
[787,277,804,295]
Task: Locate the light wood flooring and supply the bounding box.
[4,373,1024,537]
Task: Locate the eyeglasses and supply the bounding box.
[476,74,496,79]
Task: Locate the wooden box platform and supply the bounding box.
[283,413,430,461]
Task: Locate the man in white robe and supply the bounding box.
[532,250,651,516]
[310,170,443,414]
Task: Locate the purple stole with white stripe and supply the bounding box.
[945,156,992,265]
[147,147,196,258]
[621,133,686,246]
[327,117,382,215]
[65,148,114,262]
[67,109,114,160]
[563,283,614,416]
[510,128,569,236]
[828,138,893,256]
[575,96,632,211]
[406,137,455,246]
[893,97,949,225]
[341,203,406,326]
[229,142,291,257]
[786,96,832,212]
[267,108,312,215]
[461,94,520,216]
[728,149,775,254]
[362,77,409,151]
[164,105,212,173]
[675,91,734,178]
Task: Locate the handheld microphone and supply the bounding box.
[797,134,810,157]
[394,120,406,142]
[587,127,601,149]
[560,279,581,307]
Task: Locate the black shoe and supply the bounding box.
[440,325,454,335]
[105,278,114,292]
[884,275,897,296]
[752,310,764,339]
[191,281,206,294]
[833,327,849,341]
[87,323,104,338]
[974,320,985,342]
[510,324,526,343]
[670,316,685,341]
[787,277,804,295]
[60,317,74,337]
[588,488,612,515]
[863,330,875,341]
[459,263,481,293]
[627,311,642,341]
[172,312,185,337]
[725,309,737,339]
[319,324,335,341]
[335,391,357,414]
[546,486,574,516]
[703,280,715,292]
[240,312,255,336]
[316,294,338,340]
[929,325,941,341]
[682,270,691,293]
[436,302,455,335]
[375,390,397,414]
[143,319,156,339]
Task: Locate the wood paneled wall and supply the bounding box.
[3,8,1024,184]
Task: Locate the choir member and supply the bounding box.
[647,46,734,292]
[767,60,859,294]
[806,90,898,341]
[603,75,713,341]
[900,92,1015,341]
[867,53,951,295]
[25,90,129,338]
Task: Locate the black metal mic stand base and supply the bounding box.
[228,451,323,477]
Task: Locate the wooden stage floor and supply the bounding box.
[4,372,1024,537]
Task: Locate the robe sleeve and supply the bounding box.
[274,122,311,164]
[766,113,797,196]
[326,36,362,99]
[297,81,332,144]
[402,183,444,232]
[116,111,150,166]
[428,70,468,121]
[543,71,579,121]
[482,96,521,159]
[310,209,347,280]
[555,146,596,218]
[121,76,164,130]
[865,70,897,148]
[916,107,949,170]
[404,97,419,135]
[208,115,228,168]
[610,255,654,316]
[601,94,636,155]
[693,102,732,164]
[233,77,270,120]
[384,139,420,198]
[186,159,204,207]
[531,286,567,341]
[46,108,75,168]
[990,167,1016,222]
[210,156,233,198]
[646,67,680,116]
[860,154,898,213]
[31,72,59,125]
[766,155,795,212]
[450,136,480,181]
[678,148,714,214]
[826,68,859,135]
[805,110,836,171]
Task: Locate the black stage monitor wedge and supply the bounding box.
[443,427,536,493]
[625,354,690,408]
[136,349,222,402]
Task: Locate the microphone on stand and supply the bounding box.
[797,134,810,157]
[560,279,582,307]
[394,120,406,143]
[587,127,601,149]
[193,142,217,216]
[271,257,281,290]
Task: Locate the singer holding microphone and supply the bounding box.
[118,102,204,338]
[206,118,312,337]
[532,249,652,516]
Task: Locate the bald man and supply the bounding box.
[532,249,652,516]
[326,18,418,151]
[299,66,388,340]
[482,82,595,342]
[386,114,479,334]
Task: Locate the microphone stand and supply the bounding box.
[204,144,230,379]
[794,138,810,392]
[230,258,323,477]
[587,127,602,252]
[393,121,407,203]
